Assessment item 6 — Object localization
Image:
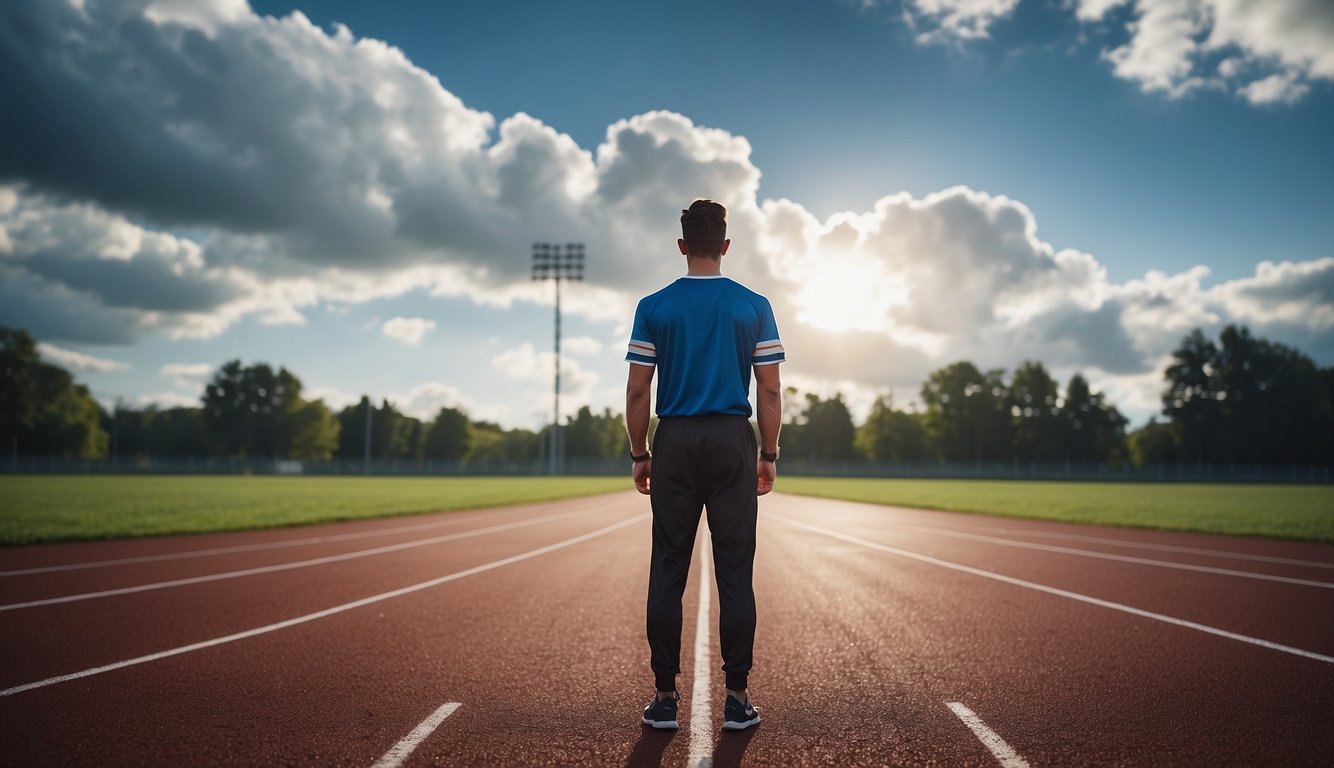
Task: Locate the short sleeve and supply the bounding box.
[625,298,657,367]
[751,298,785,366]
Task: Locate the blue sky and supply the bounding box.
[2,0,1332,429]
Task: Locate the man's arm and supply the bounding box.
[754,363,782,495]
[625,363,655,494]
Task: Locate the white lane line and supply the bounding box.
[0,514,647,697]
[371,701,462,768]
[0,499,623,577]
[946,702,1030,768]
[0,507,601,612]
[778,516,1334,665]
[900,525,1334,589]
[688,533,713,768]
[907,522,1334,571]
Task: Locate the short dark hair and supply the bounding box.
[680,199,728,258]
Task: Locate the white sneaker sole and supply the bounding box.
[642,717,679,729]
[722,715,761,730]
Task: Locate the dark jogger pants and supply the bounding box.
[647,415,758,692]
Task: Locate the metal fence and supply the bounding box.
[3,455,1329,483]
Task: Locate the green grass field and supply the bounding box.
[5,474,1331,547]
[778,477,1334,542]
[0,475,629,546]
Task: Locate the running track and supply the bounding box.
[2,491,1332,766]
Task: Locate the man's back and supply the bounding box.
[628,276,783,418]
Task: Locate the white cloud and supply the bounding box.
[561,336,604,356]
[36,342,130,372]
[392,382,470,421]
[1074,0,1132,22]
[1083,0,1334,103]
[134,391,200,409]
[492,342,599,421]
[381,316,437,345]
[1238,70,1310,105]
[902,0,1021,43]
[160,362,213,389]
[1210,257,1334,331]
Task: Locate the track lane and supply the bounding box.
[0,503,642,689]
[771,497,1334,658]
[0,496,628,601]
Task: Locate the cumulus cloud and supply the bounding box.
[161,362,214,390]
[492,342,599,421]
[1077,0,1334,103]
[900,0,1021,43]
[393,382,471,421]
[36,342,130,372]
[134,391,202,410]
[561,336,605,356]
[381,316,437,345]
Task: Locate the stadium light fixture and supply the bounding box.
[532,242,585,475]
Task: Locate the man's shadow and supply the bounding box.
[712,724,759,768]
[624,726,676,768]
[624,724,759,768]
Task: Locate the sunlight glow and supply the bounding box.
[792,253,905,334]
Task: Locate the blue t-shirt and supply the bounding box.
[625,275,785,418]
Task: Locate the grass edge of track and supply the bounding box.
[776,477,1334,543]
[0,475,631,547]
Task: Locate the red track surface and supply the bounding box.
[2,491,1332,766]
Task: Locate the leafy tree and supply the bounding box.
[0,327,40,453]
[0,327,108,458]
[422,406,474,461]
[110,406,209,457]
[283,400,340,460]
[1061,374,1127,463]
[855,396,928,462]
[782,393,856,461]
[921,362,1012,461]
[563,406,624,459]
[1008,361,1064,462]
[1128,418,1179,466]
[469,421,541,463]
[201,360,338,459]
[1162,325,1333,465]
[28,368,107,458]
[335,397,420,460]
[1162,329,1224,463]
[203,361,295,457]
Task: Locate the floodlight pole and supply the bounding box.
[532,243,585,476]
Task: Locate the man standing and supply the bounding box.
[625,199,784,732]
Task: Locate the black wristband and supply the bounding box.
[759,450,779,463]
[630,450,652,462]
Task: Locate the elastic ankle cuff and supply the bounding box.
[655,673,677,692]
[725,674,748,691]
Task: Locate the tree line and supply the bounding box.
[3,324,1331,467]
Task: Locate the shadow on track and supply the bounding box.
[713,724,759,767]
[625,726,676,767]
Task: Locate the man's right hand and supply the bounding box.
[756,459,776,496]
[633,458,652,495]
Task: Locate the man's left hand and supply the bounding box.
[756,459,776,496]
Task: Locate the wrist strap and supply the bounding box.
[630,450,652,462]
[759,450,779,463]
